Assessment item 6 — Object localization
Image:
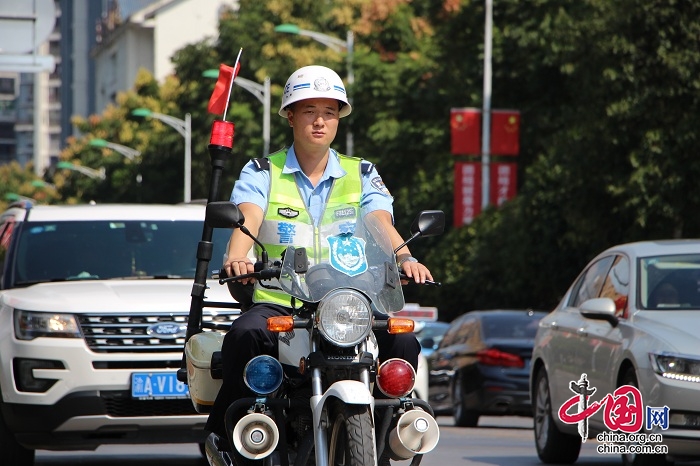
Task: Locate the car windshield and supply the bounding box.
[11,220,230,285]
[639,254,700,310]
[416,322,450,342]
[480,313,543,339]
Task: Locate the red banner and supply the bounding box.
[490,110,520,156]
[489,163,517,206]
[450,108,481,155]
[454,162,482,226]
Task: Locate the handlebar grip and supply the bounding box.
[258,268,281,280]
[399,273,442,287]
[218,267,281,284]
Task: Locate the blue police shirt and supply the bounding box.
[231,146,394,224]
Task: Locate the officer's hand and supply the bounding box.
[224,257,256,284]
[401,260,433,285]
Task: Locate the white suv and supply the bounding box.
[0,202,237,465]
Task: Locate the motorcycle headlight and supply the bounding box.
[14,310,81,340]
[316,289,372,347]
[650,353,700,383]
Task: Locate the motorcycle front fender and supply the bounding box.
[310,380,374,428]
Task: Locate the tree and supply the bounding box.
[0,162,60,211]
[54,0,700,320]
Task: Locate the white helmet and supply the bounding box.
[278,65,352,118]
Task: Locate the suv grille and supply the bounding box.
[101,391,200,417]
[78,310,239,353]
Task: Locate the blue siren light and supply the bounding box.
[243,355,284,395]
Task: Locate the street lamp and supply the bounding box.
[89,138,141,161]
[274,23,355,156]
[481,0,493,209]
[202,70,271,156]
[5,193,37,203]
[56,161,106,180]
[132,108,192,203]
[31,179,56,190]
[89,138,143,200]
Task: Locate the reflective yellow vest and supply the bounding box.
[253,149,363,306]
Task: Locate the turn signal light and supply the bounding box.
[267,316,294,332]
[387,318,414,334]
[376,358,416,398]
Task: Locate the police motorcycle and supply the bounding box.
[185,200,444,466]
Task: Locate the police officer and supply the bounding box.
[205,65,432,441]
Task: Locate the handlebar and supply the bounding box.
[399,273,442,286]
[217,268,440,287]
[218,264,281,285]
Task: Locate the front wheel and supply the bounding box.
[328,401,375,466]
[0,409,34,466]
[620,368,673,466]
[533,368,581,464]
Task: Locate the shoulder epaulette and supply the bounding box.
[361,161,374,174]
[252,158,270,170]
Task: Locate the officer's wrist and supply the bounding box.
[397,256,419,268]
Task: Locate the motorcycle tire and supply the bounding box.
[327,400,375,466]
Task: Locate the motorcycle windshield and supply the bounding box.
[277,204,405,315]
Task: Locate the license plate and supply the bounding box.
[131,372,190,400]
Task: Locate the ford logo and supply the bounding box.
[147,323,187,339]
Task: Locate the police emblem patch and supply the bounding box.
[371,177,391,195]
[327,235,368,277]
[278,207,299,218]
[314,77,331,92]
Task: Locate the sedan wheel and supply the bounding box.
[620,368,673,466]
[453,372,480,427]
[533,368,581,464]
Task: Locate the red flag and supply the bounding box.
[450,108,481,155]
[207,62,240,115]
[490,109,520,156]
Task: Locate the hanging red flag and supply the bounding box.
[450,108,481,155]
[490,110,520,156]
[207,62,240,115]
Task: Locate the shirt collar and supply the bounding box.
[283,145,347,181]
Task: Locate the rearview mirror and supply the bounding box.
[205,201,245,229]
[580,297,619,327]
[410,210,445,238]
[393,210,445,255]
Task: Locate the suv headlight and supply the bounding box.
[316,290,372,347]
[14,310,81,340]
[650,353,700,383]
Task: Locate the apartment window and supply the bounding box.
[0,78,15,95]
[48,87,60,103]
[0,123,14,138]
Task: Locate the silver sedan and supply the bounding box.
[530,240,700,466]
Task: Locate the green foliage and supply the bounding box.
[51,0,700,321]
[0,162,61,211]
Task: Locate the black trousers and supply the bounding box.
[205,302,421,438]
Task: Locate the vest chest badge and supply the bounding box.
[278,207,299,218]
[328,235,368,277]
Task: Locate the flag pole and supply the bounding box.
[223,48,243,121]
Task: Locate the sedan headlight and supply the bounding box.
[14,310,81,340]
[650,353,700,383]
[316,289,372,347]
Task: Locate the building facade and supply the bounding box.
[1,0,235,176]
